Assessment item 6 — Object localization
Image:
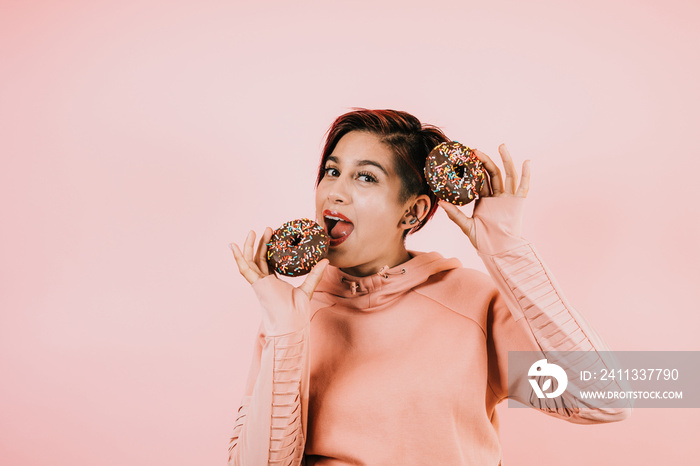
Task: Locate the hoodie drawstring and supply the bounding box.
[340,266,407,295]
[377,265,407,279]
[340,277,359,295]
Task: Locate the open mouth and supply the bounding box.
[323,211,354,246]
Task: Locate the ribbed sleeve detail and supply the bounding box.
[481,242,632,423]
[227,397,250,459]
[268,329,306,464]
[473,196,631,423]
[227,327,309,465]
[227,275,311,465]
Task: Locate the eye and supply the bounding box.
[324,167,340,177]
[357,171,377,183]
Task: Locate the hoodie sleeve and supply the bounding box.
[473,196,632,424]
[227,275,310,465]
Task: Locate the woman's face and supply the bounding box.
[315,131,419,276]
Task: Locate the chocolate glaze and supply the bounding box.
[424,141,486,206]
[266,218,330,277]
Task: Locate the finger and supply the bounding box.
[498,144,518,194]
[474,149,504,195]
[298,258,329,300]
[478,172,491,197]
[515,159,531,198]
[230,242,261,285]
[255,227,273,275]
[243,230,256,264]
[438,200,475,238]
[242,230,264,277]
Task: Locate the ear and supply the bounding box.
[400,194,431,231]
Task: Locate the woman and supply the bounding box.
[228,109,630,465]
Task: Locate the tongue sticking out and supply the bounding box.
[329,220,354,239]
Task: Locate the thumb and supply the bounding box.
[439,200,474,235]
[439,200,477,248]
[298,258,329,301]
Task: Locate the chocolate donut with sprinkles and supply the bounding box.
[424,141,487,206]
[266,218,330,277]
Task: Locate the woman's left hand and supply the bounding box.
[438,143,531,250]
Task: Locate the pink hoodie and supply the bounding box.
[228,197,631,465]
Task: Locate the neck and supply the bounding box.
[339,246,412,277]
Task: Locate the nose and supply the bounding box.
[329,189,347,203]
[328,175,350,204]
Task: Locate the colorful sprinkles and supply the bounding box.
[424,141,486,206]
[266,218,330,277]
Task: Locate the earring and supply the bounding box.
[409,218,417,225]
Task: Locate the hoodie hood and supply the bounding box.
[314,250,462,311]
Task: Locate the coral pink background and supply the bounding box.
[2,0,699,464]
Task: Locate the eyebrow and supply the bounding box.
[326,155,389,176]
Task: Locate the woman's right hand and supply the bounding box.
[229,228,329,301]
